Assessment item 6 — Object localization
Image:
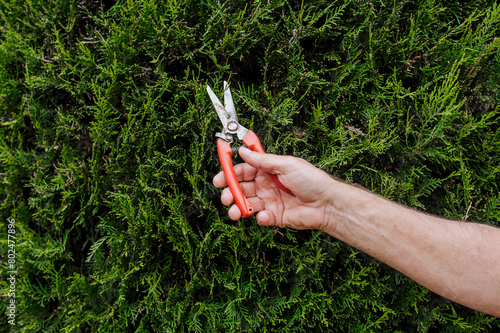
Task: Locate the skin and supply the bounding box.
[213,147,500,318]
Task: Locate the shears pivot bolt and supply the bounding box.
[227,121,238,132]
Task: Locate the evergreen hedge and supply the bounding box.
[1,0,499,331]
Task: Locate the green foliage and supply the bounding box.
[1,0,499,331]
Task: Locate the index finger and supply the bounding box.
[212,163,259,188]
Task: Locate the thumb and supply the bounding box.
[238,146,289,175]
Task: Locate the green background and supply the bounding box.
[1,0,499,331]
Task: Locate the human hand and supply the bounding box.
[212,147,336,230]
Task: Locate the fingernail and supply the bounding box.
[239,146,252,154]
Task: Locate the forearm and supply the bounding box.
[322,180,500,317]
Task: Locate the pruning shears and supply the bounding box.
[207,81,291,217]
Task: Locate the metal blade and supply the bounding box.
[207,84,231,128]
[223,81,237,122]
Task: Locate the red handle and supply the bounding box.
[217,140,254,217]
[217,131,292,218]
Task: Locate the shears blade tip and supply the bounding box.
[207,83,231,126]
[223,82,237,122]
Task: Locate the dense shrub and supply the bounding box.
[1,0,499,331]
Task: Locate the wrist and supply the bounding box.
[320,176,353,234]
[321,178,379,238]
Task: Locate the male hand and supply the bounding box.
[213,147,335,230]
[214,148,500,318]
